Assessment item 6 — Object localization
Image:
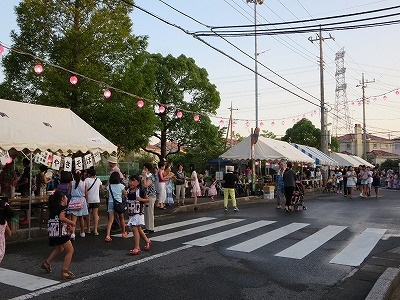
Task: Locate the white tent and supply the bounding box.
[329,152,373,167]
[292,143,339,166]
[350,155,374,167]
[0,99,117,154]
[220,135,314,163]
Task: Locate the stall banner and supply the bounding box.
[74,157,83,170]
[51,155,62,170]
[38,151,51,165]
[83,154,93,169]
[64,157,73,172]
[93,152,101,163]
[0,150,10,165]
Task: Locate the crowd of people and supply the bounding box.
[3,155,400,280]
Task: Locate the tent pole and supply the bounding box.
[28,152,33,239]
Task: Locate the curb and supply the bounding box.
[365,267,400,300]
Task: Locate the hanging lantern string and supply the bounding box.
[2,42,399,124]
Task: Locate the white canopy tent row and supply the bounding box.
[292,144,339,167]
[220,135,314,163]
[329,152,374,168]
[0,99,117,237]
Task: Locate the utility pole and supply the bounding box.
[309,27,334,155]
[357,73,375,159]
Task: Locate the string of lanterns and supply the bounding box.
[1,43,399,128]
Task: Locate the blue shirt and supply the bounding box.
[106,183,125,203]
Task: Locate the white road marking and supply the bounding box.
[112,217,216,238]
[275,225,347,259]
[227,222,309,253]
[184,220,276,247]
[330,228,387,266]
[0,268,59,291]
[151,219,244,242]
[9,245,193,300]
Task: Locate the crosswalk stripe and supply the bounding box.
[151,219,244,242]
[330,228,387,266]
[112,217,216,238]
[275,225,347,259]
[154,217,216,232]
[184,221,276,247]
[227,222,309,253]
[0,268,59,291]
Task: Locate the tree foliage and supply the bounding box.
[0,0,154,154]
[281,118,321,149]
[141,53,223,161]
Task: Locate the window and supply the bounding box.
[373,143,378,148]
[346,143,351,149]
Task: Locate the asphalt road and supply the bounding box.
[1,188,400,300]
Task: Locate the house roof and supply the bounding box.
[367,150,400,157]
[338,133,390,142]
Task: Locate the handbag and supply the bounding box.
[109,186,127,214]
[68,198,84,210]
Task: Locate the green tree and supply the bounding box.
[260,129,277,139]
[281,118,321,148]
[141,53,222,161]
[0,0,154,154]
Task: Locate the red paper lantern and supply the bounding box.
[219,119,224,125]
[245,121,250,127]
[0,45,4,55]
[232,121,237,127]
[281,120,285,125]
[137,100,144,108]
[383,95,387,100]
[177,111,183,118]
[396,90,399,95]
[70,75,78,85]
[271,121,275,126]
[194,115,200,122]
[104,90,111,98]
[259,121,264,127]
[159,105,165,113]
[34,64,43,74]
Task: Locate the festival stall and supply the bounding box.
[220,135,314,163]
[329,152,373,167]
[292,143,339,167]
[0,99,117,237]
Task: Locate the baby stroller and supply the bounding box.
[292,180,306,211]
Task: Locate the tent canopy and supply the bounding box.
[220,135,314,163]
[0,99,117,154]
[329,152,374,167]
[293,143,339,166]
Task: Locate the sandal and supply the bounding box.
[105,236,112,242]
[61,269,75,280]
[122,232,129,238]
[41,261,52,273]
[130,248,141,255]
[144,240,152,251]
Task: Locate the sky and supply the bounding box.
[1,0,400,140]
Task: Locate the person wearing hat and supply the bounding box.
[222,166,239,212]
[108,156,123,180]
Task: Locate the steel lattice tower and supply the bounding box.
[333,48,352,136]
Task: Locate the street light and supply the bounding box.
[246,0,264,131]
[247,0,264,193]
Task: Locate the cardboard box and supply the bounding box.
[263,185,275,191]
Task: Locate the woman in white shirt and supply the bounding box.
[84,168,102,235]
[346,166,357,199]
